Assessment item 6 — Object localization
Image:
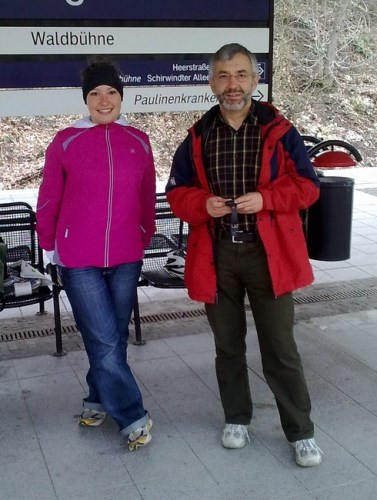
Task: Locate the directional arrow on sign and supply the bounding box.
[252,90,264,101]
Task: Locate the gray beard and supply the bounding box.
[217,90,253,111]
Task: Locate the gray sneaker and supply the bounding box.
[127,415,153,451]
[222,424,250,449]
[291,438,323,467]
[79,409,107,427]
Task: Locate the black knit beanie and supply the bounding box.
[81,62,123,103]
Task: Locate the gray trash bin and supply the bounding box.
[306,176,354,261]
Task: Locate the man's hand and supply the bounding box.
[206,196,232,218]
[235,192,263,214]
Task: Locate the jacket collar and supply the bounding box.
[72,114,129,129]
[192,99,279,137]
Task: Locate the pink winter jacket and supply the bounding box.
[36,116,156,268]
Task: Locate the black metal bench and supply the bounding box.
[133,192,188,344]
[0,202,63,355]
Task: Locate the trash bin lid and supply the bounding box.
[319,176,354,187]
[313,151,357,168]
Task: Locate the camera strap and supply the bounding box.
[230,204,242,243]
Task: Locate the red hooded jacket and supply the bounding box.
[166,101,320,304]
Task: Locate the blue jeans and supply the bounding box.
[59,262,148,435]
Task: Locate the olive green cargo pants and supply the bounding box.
[205,239,314,442]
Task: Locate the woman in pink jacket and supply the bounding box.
[37,61,156,451]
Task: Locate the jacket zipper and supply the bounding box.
[104,126,114,267]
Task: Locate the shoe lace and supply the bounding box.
[296,438,323,454]
[227,424,250,443]
[129,425,148,442]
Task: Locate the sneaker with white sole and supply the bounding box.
[291,438,323,467]
[222,424,250,449]
[79,409,107,427]
[127,415,153,451]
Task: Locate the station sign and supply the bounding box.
[0,0,273,116]
[0,0,270,21]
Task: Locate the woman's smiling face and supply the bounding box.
[86,85,122,124]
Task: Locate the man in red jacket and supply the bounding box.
[166,43,322,467]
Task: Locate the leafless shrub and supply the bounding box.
[274,0,374,92]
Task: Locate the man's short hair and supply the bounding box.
[208,43,259,79]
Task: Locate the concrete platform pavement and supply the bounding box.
[1,167,377,499]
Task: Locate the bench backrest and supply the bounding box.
[0,204,41,269]
[141,193,188,288]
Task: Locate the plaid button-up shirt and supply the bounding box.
[204,105,262,232]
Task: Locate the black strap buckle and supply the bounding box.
[232,232,245,244]
[229,203,243,244]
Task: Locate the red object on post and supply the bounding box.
[312,151,357,169]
